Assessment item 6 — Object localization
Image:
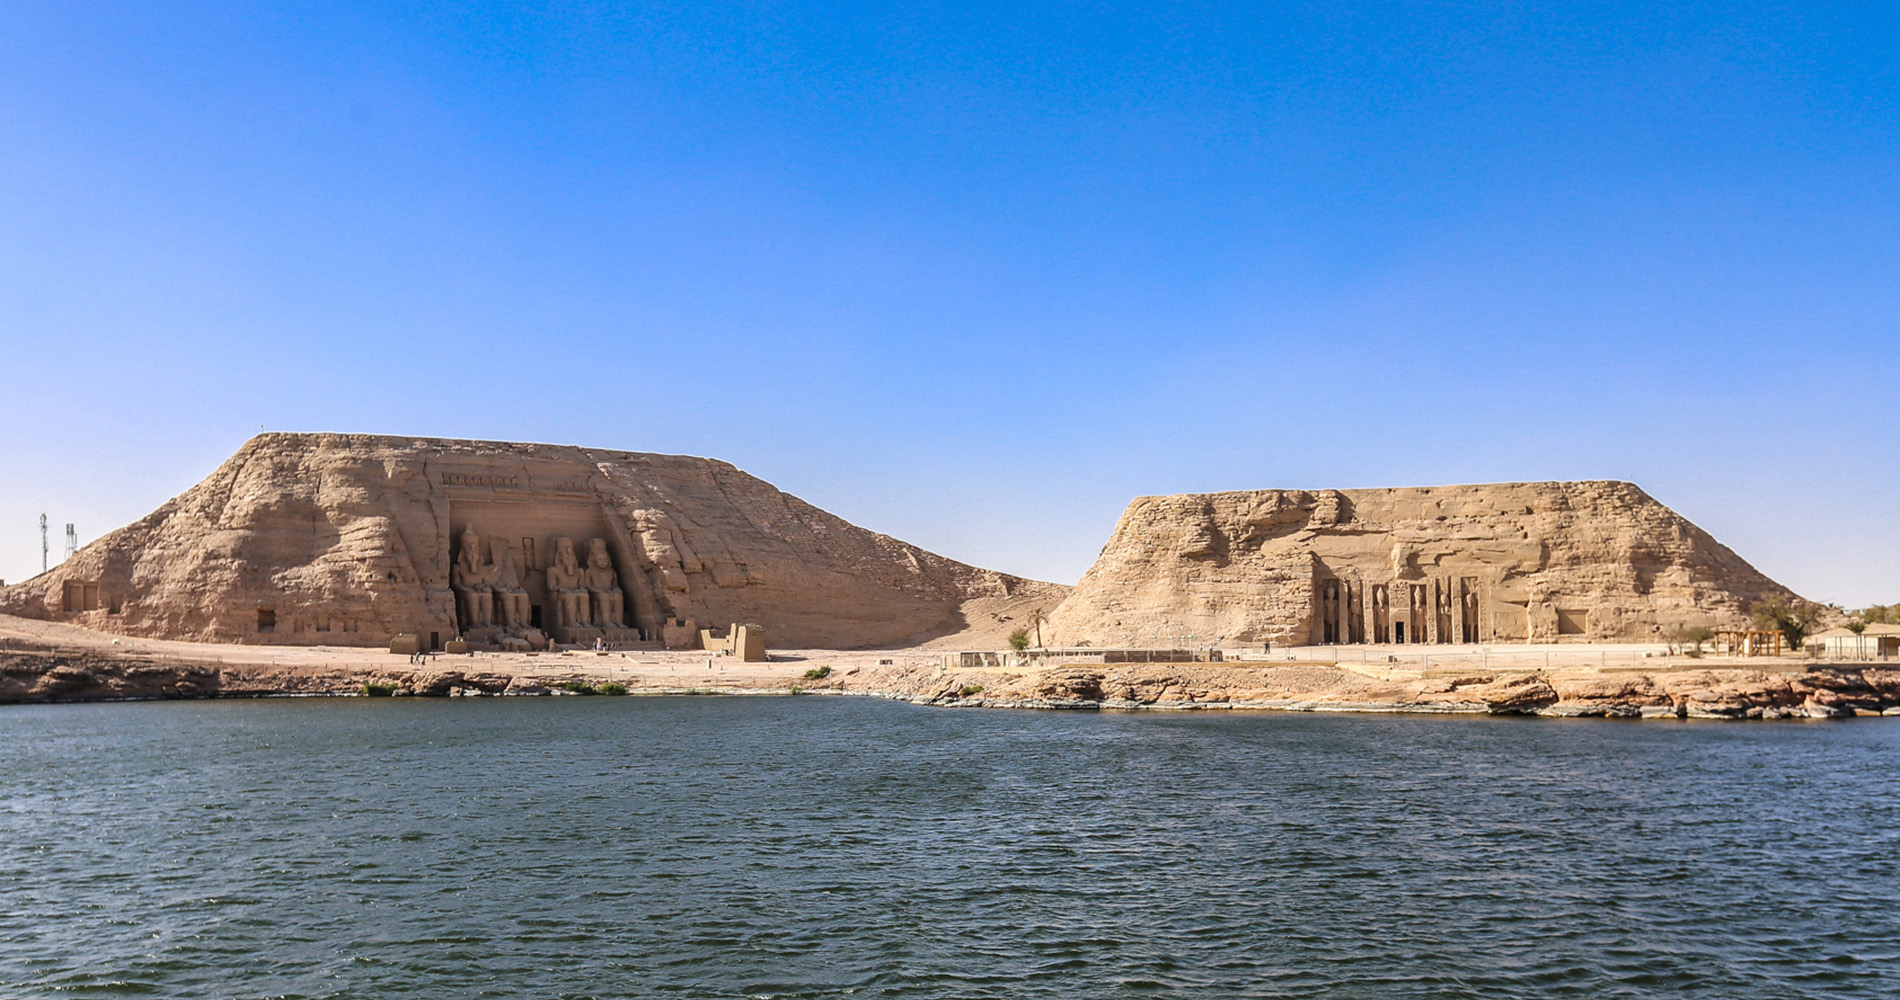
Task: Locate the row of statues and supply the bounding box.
[451,527,623,631]
[550,534,625,629]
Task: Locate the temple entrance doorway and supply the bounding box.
[1394,622,1405,643]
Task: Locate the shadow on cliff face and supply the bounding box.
[899,604,969,648]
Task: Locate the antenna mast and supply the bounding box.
[39,514,48,573]
[64,523,77,562]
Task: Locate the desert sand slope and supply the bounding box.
[1045,482,1801,647]
[0,433,1066,649]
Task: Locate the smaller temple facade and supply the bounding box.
[1045,482,1804,648]
[1309,570,1594,646]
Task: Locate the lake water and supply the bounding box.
[2,696,1897,999]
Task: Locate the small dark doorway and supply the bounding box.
[1393,622,1405,644]
[429,631,440,651]
[257,609,276,633]
[530,605,543,628]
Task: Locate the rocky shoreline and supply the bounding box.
[0,643,744,702]
[829,661,1900,719]
[6,642,1899,720]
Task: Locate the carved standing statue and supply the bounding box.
[584,538,625,627]
[490,540,531,628]
[545,536,592,629]
[451,526,496,629]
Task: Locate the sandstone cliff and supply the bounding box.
[0,434,1065,649]
[1045,482,1800,646]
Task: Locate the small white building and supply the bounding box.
[1810,624,1900,660]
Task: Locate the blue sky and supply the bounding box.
[2,2,1895,603]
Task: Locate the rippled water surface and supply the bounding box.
[3,697,1898,998]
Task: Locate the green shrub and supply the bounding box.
[803,666,832,680]
[363,682,396,698]
[1007,628,1029,651]
[599,682,628,696]
[559,681,599,696]
[959,684,984,697]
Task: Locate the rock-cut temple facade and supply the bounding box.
[0,434,1062,650]
[1043,482,1802,647]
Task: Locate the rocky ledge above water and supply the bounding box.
[822,661,1900,720]
[5,643,1898,720]
[0,645,569,703]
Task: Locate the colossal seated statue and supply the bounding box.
[451,526,496,630]
[491,540,531,628]
[584,538,625,627]
[545,536,592,629]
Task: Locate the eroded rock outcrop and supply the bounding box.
[0,434,1065,649]
[1045,482,1800,647]
[0,647,222,702]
